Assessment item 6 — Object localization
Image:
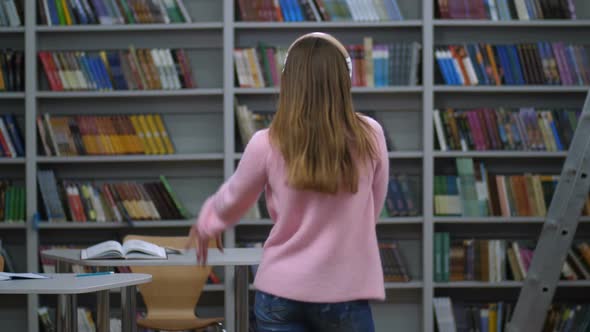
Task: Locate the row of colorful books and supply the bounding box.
[436,0,577,20]
[234,39,421,88]
[434,158,590,217]
[38,113,174,157]
[434,108,580,152]
[38,0,192,26]
[237,0,404,22]
[0,0,22,26]
[37,169,190,223]
[0,50,24,92]
[0,181,25,222]
[435,43,590,86]
[0,114,24,158]
[434,299,590,332]
[434,233,590,283]
[39,48,195,91]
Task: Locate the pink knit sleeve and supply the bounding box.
[197,130,269,237]
[371,121,390,222]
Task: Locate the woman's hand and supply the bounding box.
[186,223,224,265]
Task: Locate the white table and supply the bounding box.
[42,248,263,332]
[0,273,151,332]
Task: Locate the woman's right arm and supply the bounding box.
[372,123,390,222]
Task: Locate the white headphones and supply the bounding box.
[282,34,353,79]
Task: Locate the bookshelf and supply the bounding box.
[1,0,590,331]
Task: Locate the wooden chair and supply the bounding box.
[123,235,223,331]
[0,255,4,272]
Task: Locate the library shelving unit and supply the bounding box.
[3,0,590,331]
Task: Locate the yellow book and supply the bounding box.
[60,0,72,25]
[129,116,150,154]
[146,115,166,154]
[532,175,547,217]
[107,117,124,154]
[98,117,115,155]
[0,64,6,90]
[488,304,497,332]
[137,115,158,155]
[153,114,174,154]
[245,48,264,88]
[124,116,143,154]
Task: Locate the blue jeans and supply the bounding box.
[254,291,375,332]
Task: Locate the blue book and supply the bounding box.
[79,54,98,90]
[278,0,292,22]
[524,0,536,18]
[547,113,564,150]
[290,0,304,21]
[446,54,462,85]
[97,55,114,90]
[388,0,404,20]
[507,45,525,85]
[565,45,583,85]
[3,115,24,157]
[464,45,484,85]
[92,55,110,90]
[497,303,503,332]
[72,0,89,24]
[107,52,127,90]
[480,309,489,332]
[76,54,94,90]
[86,55,104,90]
[388,178,408,216]
[471,44,491,85]
[436,51,453,85]
[382,0,397,20]
[373,54,381,87]
[499,46,515,85]
[497,113,509,147]
[46,0,60,25]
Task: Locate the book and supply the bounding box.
[436,43,590,86]
[0,272,49,281]
[0,50,24,92]
[81,239,167,260]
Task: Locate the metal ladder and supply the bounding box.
[506,90,590,332]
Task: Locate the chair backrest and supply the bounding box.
[123,235,213,321]
[0,255,4,272]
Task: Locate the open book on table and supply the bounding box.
[0,272,49,281]
[81,240,170,260]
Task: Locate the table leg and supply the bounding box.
[56,260,69,273]
[97,290,110,332]
[121,285,137,332]
[57,294,77,332]
[235,265,249,332]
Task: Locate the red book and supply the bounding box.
[0,124,12,157]
[39,52,63,91]
[174,49,195,88]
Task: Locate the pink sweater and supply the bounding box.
[197,116,389,302]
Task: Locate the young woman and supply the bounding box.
[187,32,389,331]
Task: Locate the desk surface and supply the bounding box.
[0,273,151,294]
[42,248,264,267]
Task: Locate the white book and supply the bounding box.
[358,0,372,21]
[367,0,380,21]
[433,297,457,332]
[512,242,527,278]
[163,49,182,89]
[433,110,448,151]
[247,48,265,88]
[306,0,322,21]
[89,186,106,222]
[373,0,390,20]
[446,51,465,85]
[150,49,169,89]
[174,0,192,23]
[488,240,496,282]
[157,0,171,24]
[42,0,52,26]
[81,240,167,260]
[463,55,478,86]
[345,0,360,21]
[4,0,21,26]
[233,49,250,88]
[488,0,499,20]
[514,0,530,20]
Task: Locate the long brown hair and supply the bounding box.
[269,33,378,194]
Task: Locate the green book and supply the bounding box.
[442,232,450,282]
[160,175,190,219]
[116,0,136,24]
[257,43,274,87]
[54,0,65,25]
[7,187,14,222]
[19,187,25,221]
[434,233,442,282]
